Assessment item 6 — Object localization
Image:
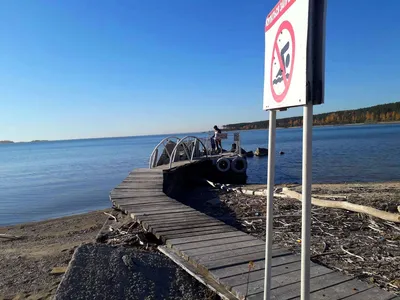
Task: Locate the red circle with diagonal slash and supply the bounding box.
[270,20,295,103]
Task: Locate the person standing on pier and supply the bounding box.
[213,125,222,153]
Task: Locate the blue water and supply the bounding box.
[1,124,400,226]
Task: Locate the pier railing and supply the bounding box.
[149,132,243,169]
[149,136,181,168]
[149,136,208,169]
[168,136,208,169]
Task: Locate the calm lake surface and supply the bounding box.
[1,124,400,226]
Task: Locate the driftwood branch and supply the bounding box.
[341,245,365,261]
[103,212,117,221]
[0,234,23,241]
[205,180,400,223]
[280,188,400,223]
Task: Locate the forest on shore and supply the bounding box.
[223,102,400,130]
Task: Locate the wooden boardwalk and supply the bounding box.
[110,168,398,300]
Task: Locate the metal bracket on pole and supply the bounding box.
[264,110,276,300]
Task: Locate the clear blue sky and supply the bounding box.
[1,0,399,141]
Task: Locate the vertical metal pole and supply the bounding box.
[301,102,313,300]
[264,110,276,300]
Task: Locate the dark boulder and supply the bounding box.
[246,151,254,157]
[255,147,268,157]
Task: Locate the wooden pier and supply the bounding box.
[110,167,398,300]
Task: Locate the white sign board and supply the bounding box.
[263,0,326,110]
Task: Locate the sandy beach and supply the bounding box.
[0,210,108,299]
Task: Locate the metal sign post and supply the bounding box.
[301,101,313,298]
[264,110,276,300]
[263,0,326,299]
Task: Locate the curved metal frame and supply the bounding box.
[169,136,208,169]
[149,136,181,168]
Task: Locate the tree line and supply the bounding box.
[223,102,400,130]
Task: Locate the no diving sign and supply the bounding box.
[270,20,295,103]
[263,0,326,110]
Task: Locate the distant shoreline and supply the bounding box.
[223,121,400,131]
[223,101,400,131]
[0,140,49,145]
[2,121,400,145]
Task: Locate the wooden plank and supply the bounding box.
[149,217,224,228]
[126,173,163,178]
[133,211,203,221]
[123,202,186,210]
[115,202,178,211]
[246,271,353,300]
[143,215,216,227]
[124,178,163,182]
[191,249,291,275]
[205,251,267,270]
[112,186,163,195]
[182,240,270,261]
[125,172,163,178]
[121,202,187,213]
[290,279,374,300]
[111,195,170,201]
[210,255,301,281]
[110,193,167,199]
[166,231,248,247]
[110,189,168,198]
[142,218,218,231]
[232,265,334,299]
[177,236,263,253]
[139,213,207,224]
[112,198,171,206]
[192,245,291,266]
[146,213,217,224]
[122,178,163,183]
[154,224,232,236]
[115,181,163,186]
[115,183,163,189]
[118,201,182,210]
[132,207,195,217]
[126,205,191,214]
[153,224,230,239]
[149,220,224,232]
[111,195,166,201]
[127,170,163,174]
[163,227,238,240]
[117,180,163,185]
[131,168,163,173]
[221,260,311,290]
[340,286,396,300]
[121,181,163,185]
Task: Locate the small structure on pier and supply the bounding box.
[149,133,248,184]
